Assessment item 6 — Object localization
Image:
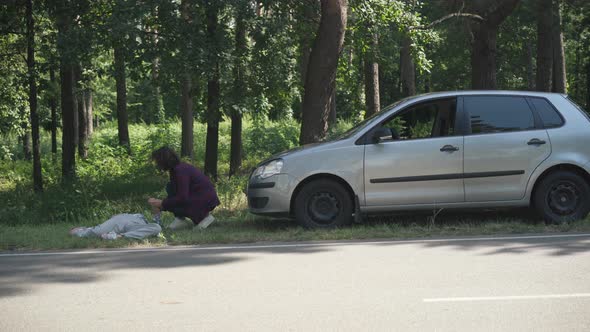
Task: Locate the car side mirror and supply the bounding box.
[372,127,393,143]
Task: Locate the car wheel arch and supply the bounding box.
[289,173,356,216]
[530,163,590,207]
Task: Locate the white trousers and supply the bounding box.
[81,214,161,239]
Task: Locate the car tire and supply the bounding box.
[533,170,590,224]
[294,179,353,229]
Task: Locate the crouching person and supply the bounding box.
[69,213,162,240]
[148,146,220,231]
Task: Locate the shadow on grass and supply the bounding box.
[362,207,543,227]
[366,209,590,257]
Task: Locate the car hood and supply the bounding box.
[257,140,342,166]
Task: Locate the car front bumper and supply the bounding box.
[247,173,296,216]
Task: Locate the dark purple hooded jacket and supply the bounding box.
[161,163,220,224]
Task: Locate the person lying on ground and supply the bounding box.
[69,213,162,240]
[148,146,220,231]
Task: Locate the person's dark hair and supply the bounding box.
[151,146,180,171]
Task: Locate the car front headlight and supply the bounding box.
[253,159,284,179]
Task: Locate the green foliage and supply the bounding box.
[1,0,590,230]
[0,117,304,225]
[350,0,439,74]
[244,117,300,161]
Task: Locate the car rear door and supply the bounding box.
[462,95,551,202]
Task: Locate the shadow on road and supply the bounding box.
[0,244,330,299]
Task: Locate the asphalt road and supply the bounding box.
[1,234,589,332]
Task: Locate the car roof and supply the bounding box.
[411,90,565,100]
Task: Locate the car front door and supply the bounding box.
[461,95,551,202]
[363,97,465,206]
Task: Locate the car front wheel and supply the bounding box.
[533,170,590,224]
[294,179,353,229]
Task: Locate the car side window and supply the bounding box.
[529,97,564,128]
[465,96,535,134]
[380,98,456,141]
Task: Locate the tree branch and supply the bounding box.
[410,12,484,30]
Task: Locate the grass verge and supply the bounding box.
[1,209,589,251]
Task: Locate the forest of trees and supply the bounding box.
[1,0,589,193]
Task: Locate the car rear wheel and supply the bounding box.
[533,171,590,224]
[294,179,353,229]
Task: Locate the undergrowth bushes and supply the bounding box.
[0,117,351,225]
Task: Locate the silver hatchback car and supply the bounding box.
[247,91,590,228]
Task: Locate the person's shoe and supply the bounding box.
[101,231,119,240]
[168,217,191,230]
[195,214,215,230]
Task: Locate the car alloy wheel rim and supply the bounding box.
[547,181,580,216]
[308,192,340,224]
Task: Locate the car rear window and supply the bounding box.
[464,96,535,134]
[528,97,564,128]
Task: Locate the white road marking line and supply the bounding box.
[1,233,589,258]
[424,293,590,303]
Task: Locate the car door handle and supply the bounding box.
[440,145,459,152]
[527,139,546,146]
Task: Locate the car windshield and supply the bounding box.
[325,97,413,142]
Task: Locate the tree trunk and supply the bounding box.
[526,39,535,90]
[300,39,313,90]
[204,1,221,179]
[424,74,431,93]
[180,74,193,160]
[536,0,553,92]
[180,0,193,161]
[573,36,581,98]
[230,110,242,176]
[56,1,76,180]
[26,0,42,191]
[551,0,566,93]
[86,90,93,137]
[300,0,348,145]
[75,65,87,159]
[230,11,247,177]
[205,65,221,180]
[49,67,57,155]
[470,23,498,89]
[72,69,79,148]
[150,7,164,124]
[400,36,416,96]
[21,116,31,160]
[60,63,76,179]
[298,0,320,104]
[364,33,380,117]
[328,81,337,125]
[113,43,131,153]
[151,59,164,123]
[470,0,520,90]
[586,60,590,110]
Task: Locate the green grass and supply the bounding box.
[1,118,589,251]
[1,209,589,251]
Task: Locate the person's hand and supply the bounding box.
[148,198,163,208]
[69,227,84,235]
[151,205,161,215]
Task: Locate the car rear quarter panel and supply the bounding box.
[524,95,590,199]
